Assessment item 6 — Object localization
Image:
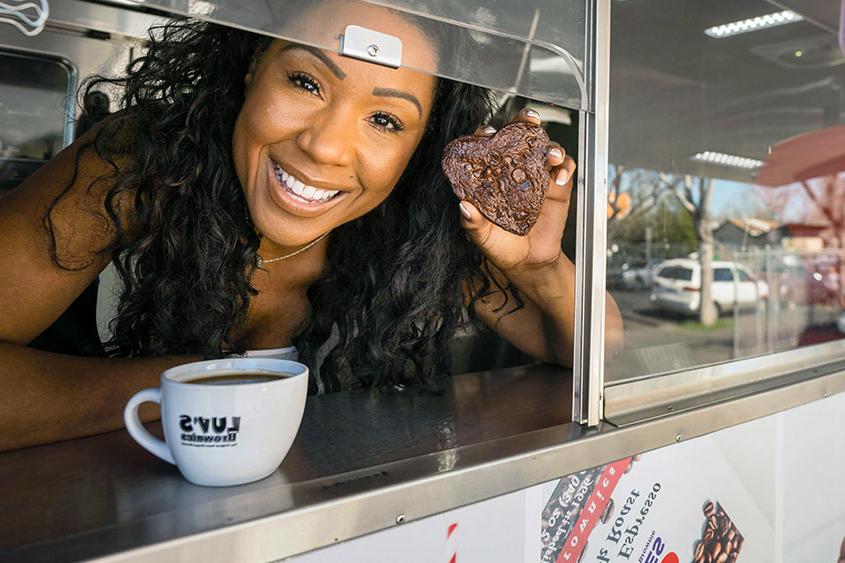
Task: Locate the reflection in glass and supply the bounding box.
[0,51,72,192]
[606,0,845,382]
[136,0,586,109]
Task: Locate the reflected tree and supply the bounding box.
[673,175,717,326]
[607,165,665,237]
[607,166,697,262]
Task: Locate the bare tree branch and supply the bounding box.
[673,175,697,214]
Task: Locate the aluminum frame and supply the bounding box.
[605,338,845,425]
[572,0,610,426]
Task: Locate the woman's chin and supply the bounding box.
[252,219,328,250]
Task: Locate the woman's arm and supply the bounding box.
[466,257,623,367]
[0,344,195,451]
[456,108,623,366]
[0,120,198,450]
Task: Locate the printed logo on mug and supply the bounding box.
[124,358,308,487]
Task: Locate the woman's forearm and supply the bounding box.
[503,255,576,365]
[502,255,624,365]
[0,342,199,451]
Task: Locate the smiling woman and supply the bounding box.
[0,1,621,449]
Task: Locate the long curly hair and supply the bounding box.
[47,16,515,393]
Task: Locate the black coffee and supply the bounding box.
[187,372,287,386]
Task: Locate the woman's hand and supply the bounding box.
[457,107,575,275]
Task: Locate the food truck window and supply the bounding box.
[0,50,73,191]
[1,0,594,461]
[605,0,845,386]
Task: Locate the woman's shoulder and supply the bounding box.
[0,112,141,344]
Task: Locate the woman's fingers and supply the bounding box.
[514,107,542,126]
[473,110,574,187]
[473,124,497,137]
[546,142,565,170]
[458,200,493,248]
[554,155,576,186]
[545,156,576,202]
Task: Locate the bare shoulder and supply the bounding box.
[0,114,138,344]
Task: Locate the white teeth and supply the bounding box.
[273,161,341,203]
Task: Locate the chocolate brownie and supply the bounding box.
[442,121,551,236]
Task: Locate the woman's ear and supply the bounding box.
[244,57,258,89]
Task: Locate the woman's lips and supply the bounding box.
[266,159,348,218]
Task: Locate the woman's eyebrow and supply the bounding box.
[372,87,422,117]
[280,44,347,80]
[280,44,422,117]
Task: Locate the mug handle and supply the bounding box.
[123,388,176,465]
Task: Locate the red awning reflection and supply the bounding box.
[757,124,845,187]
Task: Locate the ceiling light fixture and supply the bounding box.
[704,11,803,39]
[691,151,766,169]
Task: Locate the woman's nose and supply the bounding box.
[295,108,355,168]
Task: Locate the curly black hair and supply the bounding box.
[46,16,519,394]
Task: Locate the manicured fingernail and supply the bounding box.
[524,108,540,119]
[556,171,568,185]
[483,126,497,135]
[459,202,472,219]
[547,147,563,159]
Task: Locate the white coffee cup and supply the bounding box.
[124,358,308,487]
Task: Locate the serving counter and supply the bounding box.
[1,365,575,561]
[2,354,842,562]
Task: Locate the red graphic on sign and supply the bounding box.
[447,522,458,563]
[661,553,679,563]
[556,458,632,563]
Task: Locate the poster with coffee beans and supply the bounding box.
[538,436,772,563]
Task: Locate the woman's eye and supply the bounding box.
[371,112,405,133]
[287,72,322,97]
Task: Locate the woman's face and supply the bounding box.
[232,12,438,249]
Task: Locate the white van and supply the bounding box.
[650,258,769,316]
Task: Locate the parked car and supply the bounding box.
[607,258,660,290]
[650,259,769,316]
[620,259,661,290]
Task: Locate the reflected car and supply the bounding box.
[650,258,769,316]
[607,258,660,290]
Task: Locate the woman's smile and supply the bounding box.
[266,157,350,218]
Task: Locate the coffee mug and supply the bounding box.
[124,358,308,487]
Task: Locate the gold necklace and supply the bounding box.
[256,232,329,268]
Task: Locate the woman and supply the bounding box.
[0,4,622,450]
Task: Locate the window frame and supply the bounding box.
[586,0,845,427]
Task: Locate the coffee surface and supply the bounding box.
[442,121,550,236]
[186,372,287,385]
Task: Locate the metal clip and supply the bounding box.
[340,24,402,69]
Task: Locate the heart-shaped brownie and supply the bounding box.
[442,121,551,236]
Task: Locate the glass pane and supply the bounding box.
[606,0,845,382]
[2,5,582,465]
[0,51,72,191]
[134,0,586,109]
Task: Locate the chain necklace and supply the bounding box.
[256,231,329,268]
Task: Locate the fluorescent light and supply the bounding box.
[704,11,803,38]
[691,151,765,170]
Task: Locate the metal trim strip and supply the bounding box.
[573,0,610,425]
[605,339,845,422]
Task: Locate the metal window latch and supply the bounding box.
[340,24,402,69]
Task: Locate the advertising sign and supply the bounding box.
[289,393,845,562]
